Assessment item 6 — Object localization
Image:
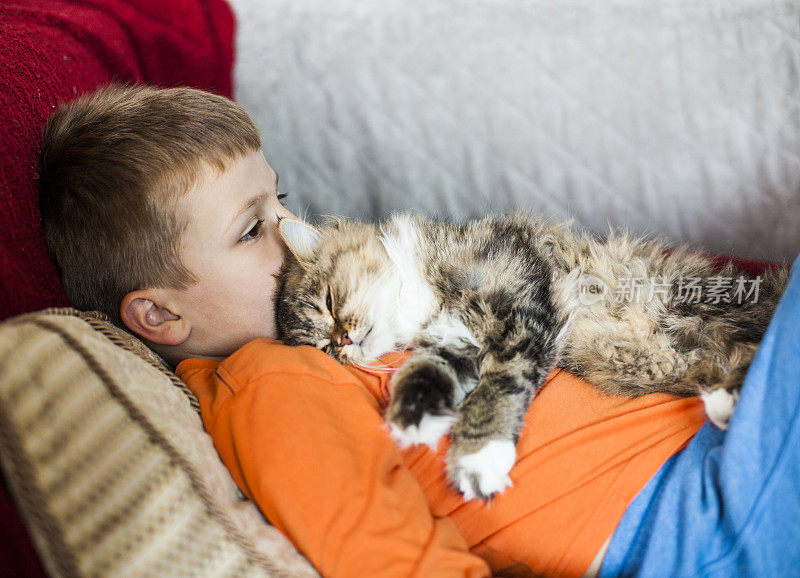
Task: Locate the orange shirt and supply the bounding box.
[177,339,706,577]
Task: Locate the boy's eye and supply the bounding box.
[239,219,264,243]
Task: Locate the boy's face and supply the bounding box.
[170,149,296,359]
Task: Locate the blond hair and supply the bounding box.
[39,84,261,326]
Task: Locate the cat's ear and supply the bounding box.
[279,218,321,263]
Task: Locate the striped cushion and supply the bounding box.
[0,308,318,578]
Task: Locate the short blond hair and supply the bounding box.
[39,84,261,325]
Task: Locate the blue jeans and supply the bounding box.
[599,255,800,577]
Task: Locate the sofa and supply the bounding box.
[0,0,797,575]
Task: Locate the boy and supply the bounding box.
[39,84,800,577]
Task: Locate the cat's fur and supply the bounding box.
[275,212,787,500]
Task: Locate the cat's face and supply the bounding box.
[275,218,402,365]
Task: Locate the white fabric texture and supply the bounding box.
[232,0,799,262]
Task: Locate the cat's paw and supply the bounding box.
[447,440,516,501]
[388,413,458,450]
[701,387,739,430]
[386,356,458,449]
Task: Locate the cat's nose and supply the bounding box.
[333,327,353,346]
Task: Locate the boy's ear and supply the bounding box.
[279,218,320,263]
[120,290,190,346]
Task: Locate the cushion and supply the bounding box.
[0,309,318,577]
[0,0,236,322]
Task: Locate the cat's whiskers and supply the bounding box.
[353,360,397,372]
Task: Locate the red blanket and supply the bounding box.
[0,0,235,322]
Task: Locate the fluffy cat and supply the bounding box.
[274,212,787,500]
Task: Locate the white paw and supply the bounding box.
[388,413,457,450]
[450,440,516,501]
[701,388,738,430]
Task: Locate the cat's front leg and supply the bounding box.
[386,354,462,450]
[446,364,530,501]
[448,309,558,500]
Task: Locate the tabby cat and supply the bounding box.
[274,212,787,500]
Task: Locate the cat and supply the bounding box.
[274,211,787,501]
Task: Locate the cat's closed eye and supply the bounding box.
[325,286,334,314]
[300,300,322,314]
